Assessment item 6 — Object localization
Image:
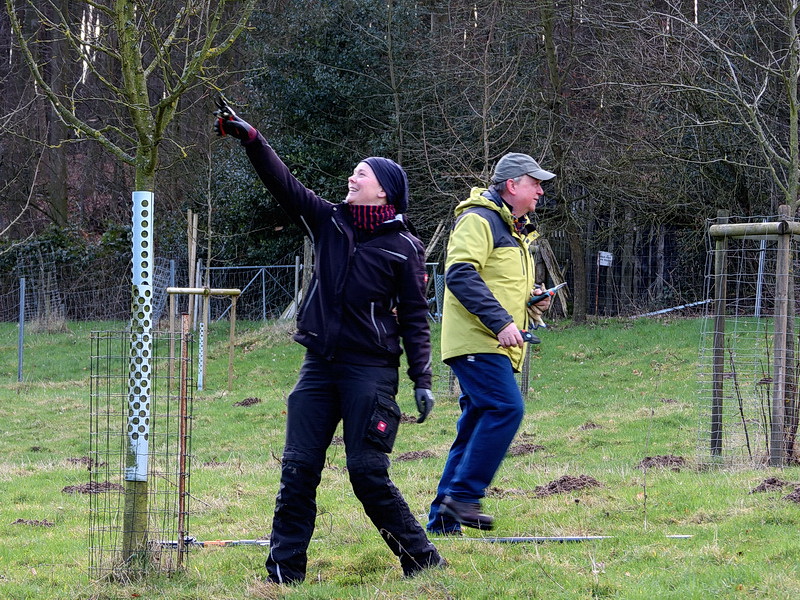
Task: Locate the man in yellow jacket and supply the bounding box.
[427,153,554,534]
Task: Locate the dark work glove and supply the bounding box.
[414,388,435,424]
[213,96,258,143]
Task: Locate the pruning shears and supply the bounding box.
[520,330,541,344]
[498,329,540,347]
[528,282,568,306]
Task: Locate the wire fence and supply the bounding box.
[0,256,299,327]
[545,224,706,318]
[1,216,715,322]
[9,214,800,475]
[200,264,299,321]
[1,226,714,391]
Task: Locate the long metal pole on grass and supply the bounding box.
[165,535,605,548]
[458,536,612,543]
[161,533,691,549]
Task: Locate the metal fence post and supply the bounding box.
[294,256,300,317]
[18,277,25,382]
[261,267,266,321]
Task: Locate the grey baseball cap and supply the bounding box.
[491,152,556,183]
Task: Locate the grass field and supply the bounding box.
[1,317,800,599]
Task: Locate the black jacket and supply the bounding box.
[243,134,432,389]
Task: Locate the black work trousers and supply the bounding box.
[265,352,438,583]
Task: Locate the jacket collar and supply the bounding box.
[483,188,511,212]
[480,188,535,234]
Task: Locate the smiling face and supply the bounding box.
[345,162,387,206]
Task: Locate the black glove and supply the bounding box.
[213,96,258,143]
[414,388,435,424]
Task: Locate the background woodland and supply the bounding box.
[2,0,799,320]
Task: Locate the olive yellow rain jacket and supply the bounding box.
[441,187,538,372]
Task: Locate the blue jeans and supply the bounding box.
[427,353,524,533]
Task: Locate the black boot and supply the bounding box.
[439,496,494,530]
[401,549,448,577]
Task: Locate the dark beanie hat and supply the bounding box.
[363,157,409,213]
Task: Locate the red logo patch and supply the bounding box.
[376,420,387,433]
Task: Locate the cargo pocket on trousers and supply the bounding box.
[365,394,401,453]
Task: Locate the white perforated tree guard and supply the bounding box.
[127,191,153,482]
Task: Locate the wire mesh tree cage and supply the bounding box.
[88,325,194,580]
[698,207,800,468]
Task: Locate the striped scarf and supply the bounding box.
[347,203,397,233]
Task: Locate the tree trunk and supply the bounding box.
[43,0,69,226]
[540,0,585,321]
[621,209,635,303]
[568,222,587,322]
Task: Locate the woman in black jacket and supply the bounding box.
[214,99,443,583]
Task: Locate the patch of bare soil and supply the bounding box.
[203,460,229,468]
[579,421,601,430]
[394,450,437,462]
[62,481,125,494]
[750,477,792,494]
[637,455,687,471]
[11,519,54,527]
[331,436,344,446]
[784,488,800,503]
[534,474,601,498]
[234,397,262,407]
[507,443,545,456]
[659,397,679,404]
[400,413,418,424]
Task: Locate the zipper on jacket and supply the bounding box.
[304,279,319,312]
[370,302,382,345]
[516,235,533,331]
[330,214,344,235]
